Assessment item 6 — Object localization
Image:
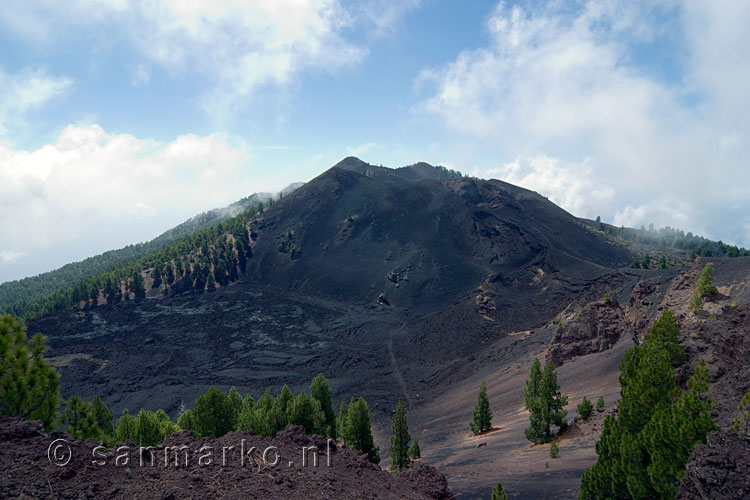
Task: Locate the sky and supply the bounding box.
[1,0,749,283]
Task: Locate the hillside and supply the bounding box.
[14,158,750,498]
[27,157,640,410]
[4,157,744,323]
[0,183,302,319]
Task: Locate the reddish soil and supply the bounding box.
[0,418,454,500]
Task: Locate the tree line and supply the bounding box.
[0,201,264,321]
[0,191,279,317]
[595,220,749,260]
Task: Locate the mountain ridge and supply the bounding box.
[0,182,303,316]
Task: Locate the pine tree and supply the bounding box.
[64,395,103,441]
[390,399,411,471]
[0,315,60,431]
[236,240,248,272]
[165,264,175,285]
[91,396,114,437]
[470,380,493,434]
[160,418,181,439]
[642,360,716,499]
[131,271,145,298]
[115,408,138,443]
[523,358,545,443]
[206,272,216,291]
[646,308,686,367]
[337,401,349,441]
[193,265,206,291]
[136,409,164,446]
[193,387,236,438]
[227,386,243,417]
[266,384,293,434]
[408,438,421,459]
[491,482,508,500]
[342,397,380,464]
[177,409,195,431]
[690,263,718,312]
[579,310,710,500]
[152,266,162,288]
[577,397,594,420]
[539,361,568,439]
[104,276,116,301]
[524,358,567,443]
[311,373,337,438]
[287,392,326,435]
[234,393,256,432]
[236,406,254,432]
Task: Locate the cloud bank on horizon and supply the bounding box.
[0,0,748,282]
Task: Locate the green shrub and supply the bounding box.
[550,442,559,458]
[577,397,594,420]
[690,263,718,312]
[408,438,421,459]
[492,482,508,500]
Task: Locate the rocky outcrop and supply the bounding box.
[547,300,630,366]
[677,430,750,500]
[0,417,455,500]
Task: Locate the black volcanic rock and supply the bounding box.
[29,158,637,443]
[246,159,633,312]
[677,430,750,500]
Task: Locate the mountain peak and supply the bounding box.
[331,157,463,183]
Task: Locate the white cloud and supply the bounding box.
[0,1,413,123]
[488,156,615,220]
[0,67,73,135]
[419,1,750,246]
[0,250,25,264]
[128,0,367,120]
[0,124,269,281]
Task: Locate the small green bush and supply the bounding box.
[492,482,508,500]
[596,396,605,410]
[603,292,611,304]
[690,263,718,312]
[577,397,594,419]
[550,442,559,458]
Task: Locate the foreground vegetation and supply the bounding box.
[579,309,716,499]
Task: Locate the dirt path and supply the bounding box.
[387,321,411,406]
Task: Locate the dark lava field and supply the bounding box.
[24,158,750,499]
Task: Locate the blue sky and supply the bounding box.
[1,0,749,283]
